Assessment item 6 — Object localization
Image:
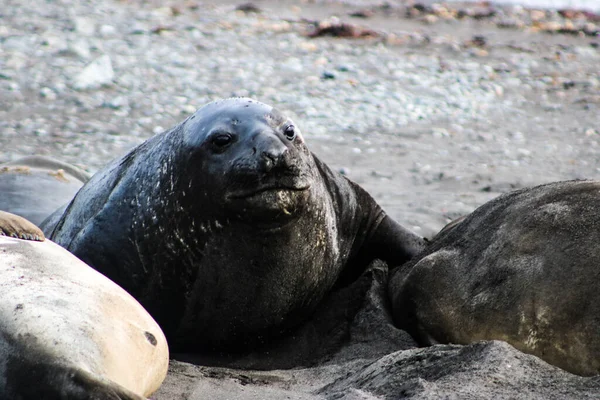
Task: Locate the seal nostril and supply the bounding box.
[262,152,276,171]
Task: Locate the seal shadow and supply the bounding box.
[173,259,417,370]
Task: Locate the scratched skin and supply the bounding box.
[44,98,424,353]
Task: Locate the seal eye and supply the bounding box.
[211,133,233,149]
[283,125,296,141]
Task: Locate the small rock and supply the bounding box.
[282,58,303,73]
[432,128,450,138]
[236,3,261,13]
[0,70,14,80]
[68,39,91,59]
[543,103,562,112]
[349,9,374,19]
[152,7,174,17]
[321,71,336,80]
[470,35,487,47]
[99,25,117,37]
[39,87,57,100]
[494,85,504,97]
[423,14,438,24]
[104,96,127,110]
[183,105,197,114]
[73,17,96,35]
[73,55,115,90]
[308,18,379,39]
[43,36,68,51]
[298,41,318,52]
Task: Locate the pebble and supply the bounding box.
[39,87,57,100]
[99,24,117,37]
[68,39,91,59]
[73,17,96,35]
[72,55,115,90]
[0,0,598,179]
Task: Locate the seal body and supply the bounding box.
[0,219,169,398]
[45,98,424,352]
[389,180,600,376]
[0,156,90,225]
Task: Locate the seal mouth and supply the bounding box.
[225,184,311,226]
[227,185,310,200]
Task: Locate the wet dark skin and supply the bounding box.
[46,98,425,353]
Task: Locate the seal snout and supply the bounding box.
[256,133,290,173]
[261,148,284,173]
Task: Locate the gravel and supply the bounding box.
[2,1,600,398]
[1,0,599,237]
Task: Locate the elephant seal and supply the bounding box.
[0,156,90,225]
[44,97,425,353]
[0,211,169,398]
[389,180,600,376]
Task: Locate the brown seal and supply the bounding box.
[390,180,600,376]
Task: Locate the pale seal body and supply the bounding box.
[0,213,169,398]
[0,156,90,225]
[389,180,600,376]
[45,98,425,352]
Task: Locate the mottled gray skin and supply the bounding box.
[0,156,90,226]
[45,98,424,353]
[389,180,600,376]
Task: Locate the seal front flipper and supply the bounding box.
[0,210,45,241]
[311,155,425,285]
[364,214,427,266]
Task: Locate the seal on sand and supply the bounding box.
[45,97,425,353]
[0,211,169,398]
[0,156,90,226]
[389,180,600,376]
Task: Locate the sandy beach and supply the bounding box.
[1,0,599,398]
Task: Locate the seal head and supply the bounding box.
[182,99,313,227]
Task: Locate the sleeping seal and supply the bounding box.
[0,156,90,225]
[389,180,600,376]
[44,97,425,352]
[0,211,169,398]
